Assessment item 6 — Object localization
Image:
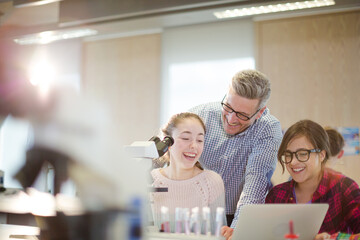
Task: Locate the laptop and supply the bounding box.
[232,204,329,240]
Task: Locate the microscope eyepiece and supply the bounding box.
[150,136,174,157]
[148,136,160,144]
[162,136,174,146]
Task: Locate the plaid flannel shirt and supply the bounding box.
[266,168,360,234]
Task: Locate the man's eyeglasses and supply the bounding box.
[281,149,321,164]
[221,95,260,121]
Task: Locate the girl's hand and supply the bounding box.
[221,226,234,240]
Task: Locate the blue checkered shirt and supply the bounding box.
[189,102,282,228]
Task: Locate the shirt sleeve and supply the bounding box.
[342,177,360,233]
[230,122,282,228]
[265,188,276,203]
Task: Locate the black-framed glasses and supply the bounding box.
[221,95,260,121]
[281,148,321,164]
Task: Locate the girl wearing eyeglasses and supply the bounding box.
[265,119,360,239]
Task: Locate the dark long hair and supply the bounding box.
[278,119,330,173]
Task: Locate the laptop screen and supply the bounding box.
[232,203,329,240]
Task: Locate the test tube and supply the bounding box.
[215,207,224,237]
[190,207,201,235]
[160,206,170,233]
[175,207,182,233]
[202,206,211,236]
[183,208,191,235]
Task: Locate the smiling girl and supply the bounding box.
[265,119,360,238]
[150,112,225,233]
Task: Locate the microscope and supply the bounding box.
[123,135,174,233]
[124,135,174,193]
[6,90,170,240]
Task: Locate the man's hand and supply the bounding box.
[314,232,331,240]
[221,226,234,240]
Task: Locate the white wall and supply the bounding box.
[0,116,32,188]
[161,18,255,124]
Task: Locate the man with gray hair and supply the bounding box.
[189,69,282,233]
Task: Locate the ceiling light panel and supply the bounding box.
[14,0,62,8]
[213,0,336,19]
[14,28,98,45]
